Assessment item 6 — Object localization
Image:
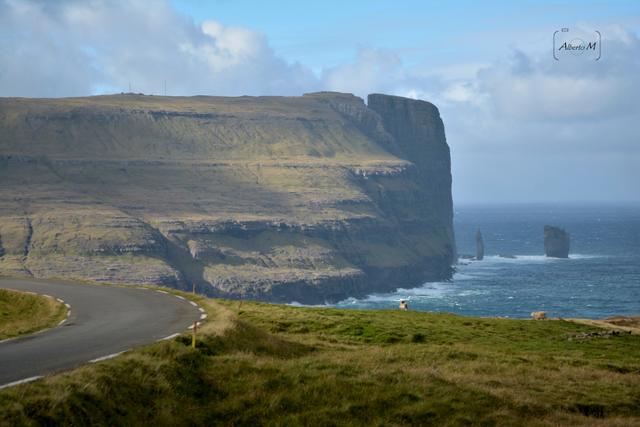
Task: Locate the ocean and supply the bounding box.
[331,204,640,319]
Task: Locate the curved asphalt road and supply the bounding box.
[0,278,202,387]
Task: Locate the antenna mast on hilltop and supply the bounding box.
[164,80,167,96]
[128,81,131,93]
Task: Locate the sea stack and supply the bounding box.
[544,225,570,258]
[475,229,484,260]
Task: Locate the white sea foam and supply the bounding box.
[330,253,607,308]
[476,254,603,264]
[369,282,454,302]
[287,301,329,308]
[568,254,604,259]
[332,281,456,305]
[452,272,475,280]
[457,289,488,297]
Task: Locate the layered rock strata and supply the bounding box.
[0,92,455,303]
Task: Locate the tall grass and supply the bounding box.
[0,289,66,340]
[1,296,639,426]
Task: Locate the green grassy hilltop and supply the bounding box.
[0,288,66,341]
[0,92,454,302]
[1,297,638,426]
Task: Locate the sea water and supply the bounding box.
[331,204,640,319]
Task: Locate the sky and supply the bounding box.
[1,0,639,204]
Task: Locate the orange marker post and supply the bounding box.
[192,321,197,348]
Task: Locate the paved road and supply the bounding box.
[0,278,201,387]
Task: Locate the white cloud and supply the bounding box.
[441,27,640,202]
[441,82,479,104]
[476,29,640,122]
[0,0,319,97]
[321,47,403,96]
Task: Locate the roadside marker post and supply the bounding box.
[192,321,197,348]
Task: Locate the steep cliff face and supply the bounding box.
[367,94,455,254]
[0,92,455,302]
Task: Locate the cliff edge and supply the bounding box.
[0,92,455,303]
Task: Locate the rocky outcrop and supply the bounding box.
[475,229,484,261]
[544,225,570,258]
[0,92,455,302]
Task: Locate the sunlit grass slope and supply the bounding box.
[0,288,66,340]
[1,296,638,426]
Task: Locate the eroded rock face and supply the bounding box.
[544,225,570,258]
[0,92,455,303]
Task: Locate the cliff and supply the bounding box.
[0,92,455,303]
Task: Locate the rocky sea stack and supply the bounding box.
[475,229,484,261]
[544,225,570,258]
[0,92,455,303]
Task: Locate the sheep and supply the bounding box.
[531,311,547,320]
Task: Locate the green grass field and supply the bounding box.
[0,288,66,341]
[0,294,638,426]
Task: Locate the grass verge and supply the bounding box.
[0,288,66,341]
[0,293,639,426]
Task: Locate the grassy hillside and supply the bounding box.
[0,93,455,302]
[1,295,638,426]
[0,288,66,340]
[0,93,399,162]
